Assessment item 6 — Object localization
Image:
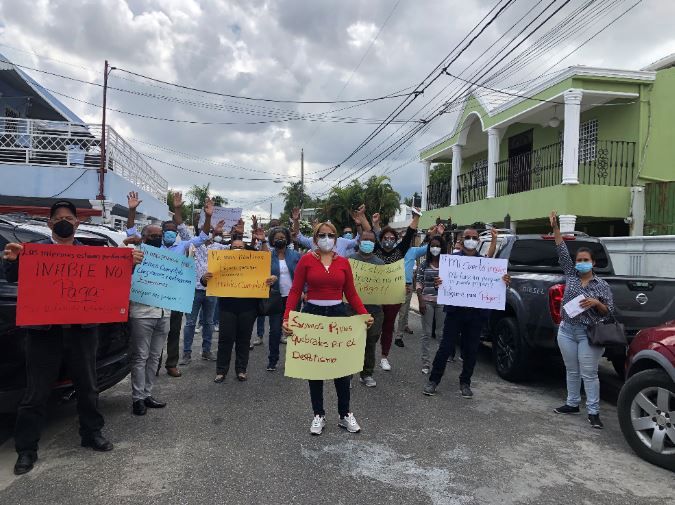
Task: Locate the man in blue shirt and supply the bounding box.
[126,191,214,377]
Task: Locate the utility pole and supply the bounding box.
[300,148,304,208]
[269,202,272,222]
[97,60,112,201]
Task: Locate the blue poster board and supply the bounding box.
[130,244,196,313]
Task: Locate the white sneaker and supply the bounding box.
[310,415,326,435]
[338,413,361,433]
[380,358,392,371]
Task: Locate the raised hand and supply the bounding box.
[2,243,23,261]
[549,210,558,230]
[251,215,258,230]
[234,219,245,235]
[372,213,380,227]
[127,191,142,210]
[214,219,226,235]
[172,191,184,209]
[490,227,498,241]
[204,197,214,217]
[254,227,265,241]
[291,207,300,221]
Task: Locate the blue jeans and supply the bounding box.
[184,290,216,353]
[557,322,604,414]
[256,316,266,337]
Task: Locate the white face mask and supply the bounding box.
[463,238,478,251]
[213,235,223,243]
[317,237,335,252]
[430,247,441,257]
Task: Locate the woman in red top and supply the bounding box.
[283,222,373,436]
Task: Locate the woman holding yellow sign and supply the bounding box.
[203,236,277,383]
[282,222,374,436]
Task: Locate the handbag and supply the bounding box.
[258,289,283,316]
[586,316,627,347]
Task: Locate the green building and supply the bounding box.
[419,54,675,235]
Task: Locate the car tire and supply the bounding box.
[617,369,675,472]
[492,317,530,382]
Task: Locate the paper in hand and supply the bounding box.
[563,294,587,318]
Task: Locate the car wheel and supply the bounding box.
[492,317,529,382]
[617,369,675,471]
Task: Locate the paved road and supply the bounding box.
[0,312,673,505]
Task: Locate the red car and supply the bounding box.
[618,321,675,471]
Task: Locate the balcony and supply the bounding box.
[426,139,636,209]
[0,117,168,201]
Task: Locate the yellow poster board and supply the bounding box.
[284,311,369,380]
[206,249,270,298]
[349,258,406,305]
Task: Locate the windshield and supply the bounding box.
[508,239,610,271]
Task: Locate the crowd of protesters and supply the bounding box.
[2,195,613,475]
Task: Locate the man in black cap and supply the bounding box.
[2,200,139,475]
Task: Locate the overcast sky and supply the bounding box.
[1,0,674,219]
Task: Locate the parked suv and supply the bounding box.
[617,321,675,471]
[0,218,131,413]
[477,231,675,381]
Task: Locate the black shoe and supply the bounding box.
[132,400,147,416]
[394,338,405,348]
[460,383,473,399]
[588,414,604,429]
[266,363,277,372]
[81,434,113,452]
[14,452,37,476]
[423,381,438,396]
[144,396,167,408]
[554,404,580,415]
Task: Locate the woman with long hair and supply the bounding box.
[416,234,447,374]
[282,222,373,435]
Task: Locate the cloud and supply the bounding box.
[0,0,673,217]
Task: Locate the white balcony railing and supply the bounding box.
[0,117,168,201]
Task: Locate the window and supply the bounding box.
[508,239,609,271]
[559,119,598,162]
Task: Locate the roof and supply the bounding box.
[0,52,86,124]
[420,65,656,157]
[641,53,675,72]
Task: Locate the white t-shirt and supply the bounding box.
[278,259,293,297]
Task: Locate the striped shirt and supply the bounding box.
[415,260,441,303]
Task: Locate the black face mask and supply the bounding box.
[145,237,163,248]
[273,239,287,249]
[53,220,74,239]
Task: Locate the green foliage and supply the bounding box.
[429,163,452,185]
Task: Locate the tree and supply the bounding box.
[362,175,400,224]
[429,163,452,185]
[186,183,227,208]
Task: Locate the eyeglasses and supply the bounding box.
[317,233,336,239]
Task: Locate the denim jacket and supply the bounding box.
[270,247,301,293]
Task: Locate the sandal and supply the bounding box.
[213,374,225,383]
[237,372,247,382]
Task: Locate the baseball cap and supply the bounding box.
[50,200,78,218]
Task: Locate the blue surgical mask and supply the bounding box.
[343,232,353,240]
[163,230,177,246]
[359,240,375,254]
[575,262,593,274]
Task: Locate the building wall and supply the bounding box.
[420,184,632,229]
[641,67,675,181]
[0,163,169,220]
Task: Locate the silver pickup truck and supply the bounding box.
[479,231,675,381]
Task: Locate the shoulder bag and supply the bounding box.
[586,316,627,347]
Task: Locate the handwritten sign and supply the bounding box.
[207,249,270,298]
[16,243,133,325]
[437,255,508,310]
[349,259,406,305]
[130,245,196,312]
[284,311,369,380]
[198,206,242,230]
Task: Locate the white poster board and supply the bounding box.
[437,255,508,310]
[198,207,242,231]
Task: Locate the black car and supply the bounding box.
[0,220,131,413]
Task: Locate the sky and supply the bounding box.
[0,0,674,221]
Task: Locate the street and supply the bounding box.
[0,312,673,505]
